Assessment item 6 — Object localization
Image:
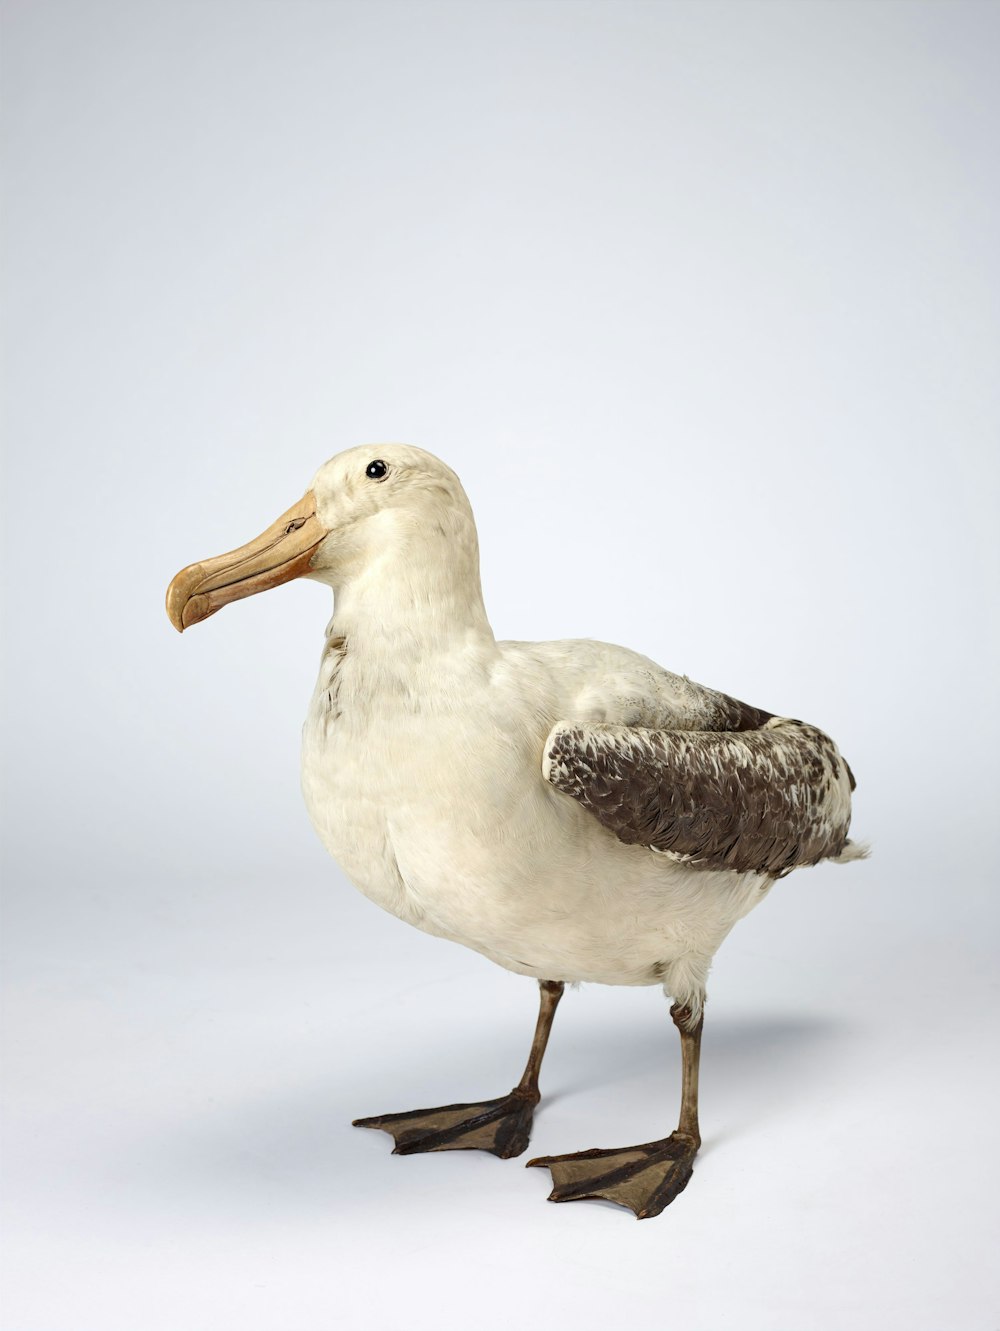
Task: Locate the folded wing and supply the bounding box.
[543,718,857,877]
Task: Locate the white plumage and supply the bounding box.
[304,630,775,1012]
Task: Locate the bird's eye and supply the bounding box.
[365,459,388,480]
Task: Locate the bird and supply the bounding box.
[166,443,865,1218]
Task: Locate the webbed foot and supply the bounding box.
[353,1087,539,1159]
[527,1132,699,1218]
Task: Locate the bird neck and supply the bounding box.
[324,524,496,671]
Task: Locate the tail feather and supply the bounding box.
[830,839,870,864]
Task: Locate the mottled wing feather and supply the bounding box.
[698,691,775,734]
[544,718,855,877]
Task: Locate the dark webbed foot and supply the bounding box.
[355,980,565,1162]
[527,1131,699,1218]
[353,1087,539,1159]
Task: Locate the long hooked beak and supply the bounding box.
[165,491,326,632]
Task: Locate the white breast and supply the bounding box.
[299,633,774,1010]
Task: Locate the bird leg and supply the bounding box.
[353,979,564,1160]
[528,1001,703,1218]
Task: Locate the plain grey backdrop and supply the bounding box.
[2,1,998,1328]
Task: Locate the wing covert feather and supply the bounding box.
[544,718,855,877]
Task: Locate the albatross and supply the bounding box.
[166,444,865,1218]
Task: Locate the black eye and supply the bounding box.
[365,459,388,480]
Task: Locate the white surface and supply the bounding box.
[2,2,999,1328]
[5,875,998,1330]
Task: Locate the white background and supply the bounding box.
[2,2,998,1328]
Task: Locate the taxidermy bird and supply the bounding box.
[166,444,864,1218]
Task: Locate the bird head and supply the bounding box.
[165,444,476,632]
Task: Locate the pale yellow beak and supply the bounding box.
[166,490,326,632]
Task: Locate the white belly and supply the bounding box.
[300,673,773,1001]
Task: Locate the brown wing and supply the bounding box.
[543,717,856,877]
